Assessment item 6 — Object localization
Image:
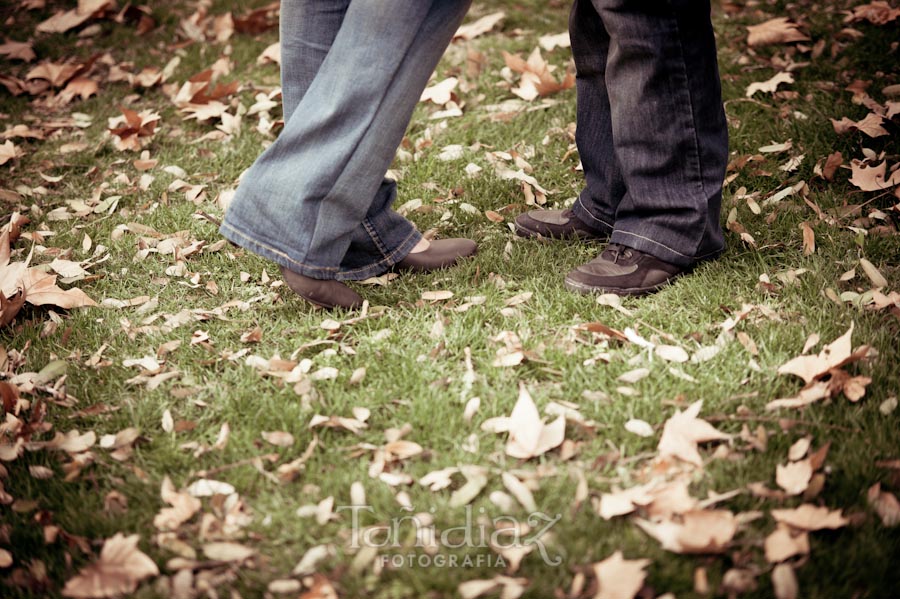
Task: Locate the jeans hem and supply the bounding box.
[610,229,723,268]
[219,219,421,281]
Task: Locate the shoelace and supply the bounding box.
[604,243,635,264]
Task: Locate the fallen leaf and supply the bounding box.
[764,524,810,562]
[453,11,505,41]
[501,472,537,512]
[505,384,565,459]
[624,419,654,438]
[62,533,159,598]
[868,483,900,526]
[777,323,859,384]
[746,72,794,97]
[597,483,654,520]
[859,258,888,288]
[636,510,737,554]
[592,551,650,599]
[0,140,24,166]
[747,18,810,46]
[772,564,799,599]
[657,400,729,467]
[503,47,574,101]
[202,542,255,562]
[770,504,848,530]
[420,77,458,105]
[849,160,900,191]
[261,431,295,447]
[153,476,201,531]
[776,459,813,496]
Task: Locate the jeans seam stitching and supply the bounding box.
[669,7,706,200]
[362,218,390,256]
[576,196,614,230]
[614,230,691,259]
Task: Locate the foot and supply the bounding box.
[395,238,477,272]
[514,208,608,240]
[280,266,363,310]
[564,243,685,296]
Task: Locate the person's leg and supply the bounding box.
[278,0,349,121]
[513,0,619,241]
[565,0,727,296]
[595,0,727,267]
[220,0,472,283]
[567,0,623,236]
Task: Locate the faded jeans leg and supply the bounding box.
[220,0,471,280]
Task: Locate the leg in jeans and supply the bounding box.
[571,0,727,267]
[220,0,472,282]
[568,0,621,237]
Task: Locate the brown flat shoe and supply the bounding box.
[280,266,363,310]
[395,238,477,272]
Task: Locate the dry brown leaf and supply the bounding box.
[776,458,813,496]
[505,384,565,459]
[849,160,900,191]
[453,11,505,41]
[745,72,794,97]
[772,564,799,599]
[108,107,161,152]
[859,258,888,288]
[746,17,810,46]
[153,476,201,531]
[597,484,654,520]
[449,465,489,508]
[845,1,900,25]
[308,413,368,435]
[777,323,859,384]
[0,40,35,62]
[421,290,454,302]
[636,509,737,554]
[261,430,295,447]
[771,504,848,530]
[799,222,815,255]
[61,533,159,598]
[832,113,889,138]
[503,47,574,101]
[0,140,24,166]
[202,542,255,562]
[26,61,82,87]
[764,524,810,562]
[868,482,900,526]
[657,400,729,467]
[2,266,97,311]
[592,551,650,599]
[420,77,458,105]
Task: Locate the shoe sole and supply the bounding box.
[563,275,675,297]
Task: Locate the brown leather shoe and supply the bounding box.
[395,238,477,272]
[514,208,608,240]
[280,266,363,310]
[564,243,684,296]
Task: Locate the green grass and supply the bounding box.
[2,1,899,598]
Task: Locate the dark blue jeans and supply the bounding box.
[568,0,728,267]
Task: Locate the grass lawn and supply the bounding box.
[1,0,899,597]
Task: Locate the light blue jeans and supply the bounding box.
[568,0,728,267]
[220,0,472,280]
